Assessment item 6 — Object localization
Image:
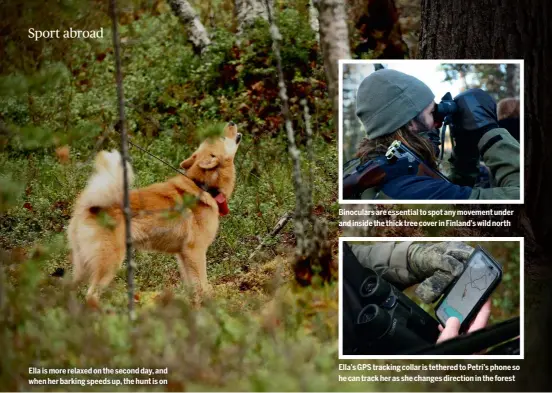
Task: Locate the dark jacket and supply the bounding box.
[498,117,520,142]
[352,128,520,200]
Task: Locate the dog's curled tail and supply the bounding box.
[78,150,134,212]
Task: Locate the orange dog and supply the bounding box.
[68,122,242,305]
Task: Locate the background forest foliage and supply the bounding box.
[0,0,520,391]
[1,0,342,390]
[0,1,337,390]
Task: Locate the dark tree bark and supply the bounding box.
[420,0,552,267]
[110,0,135,319]
[419,1,552,390]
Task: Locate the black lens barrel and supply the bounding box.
[356,304,391,339]
[437,100,458,116]
[359,274,392,305]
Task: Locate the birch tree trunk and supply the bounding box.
[313,0,351,133]
[234,0,272,35]
[420,0,552,389]
[265,1,333,286]
[308,0,320,41]
[167,0,211,54]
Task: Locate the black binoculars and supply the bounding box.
[343,242,440,355]
[432,92,458,160]
[434,92,458,123]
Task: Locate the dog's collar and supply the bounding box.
[194,180,229,217]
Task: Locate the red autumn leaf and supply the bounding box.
[266,116,282,129]
[313,205,325,215]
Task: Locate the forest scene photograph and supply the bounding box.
[1,0,551,391]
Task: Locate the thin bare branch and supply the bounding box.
[264,0,312,257]
[109,0,135,320]
[248,212,292,260]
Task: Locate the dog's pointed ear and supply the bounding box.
[198,156,219,169]
[180,154,196,169]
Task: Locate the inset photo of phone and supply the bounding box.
[339,238,522,359]
[435,246,503,331]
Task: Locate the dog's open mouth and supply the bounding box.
[236,133,242,144]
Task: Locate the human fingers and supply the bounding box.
[467,299,492,333]
[437,317,461,343]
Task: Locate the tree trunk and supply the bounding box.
[420,0,552,266]
[265,2,333,286]
[314,0,351,133]
[167,0,211,54]
[234,0,271,35]
[308,0,320,41]
[420,1,552,389]
[109,0,135,319]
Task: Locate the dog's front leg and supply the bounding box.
[176,248,213,300]
[175,253,190,284]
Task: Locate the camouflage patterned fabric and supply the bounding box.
[350,241,474,304]
[407,241,474,303]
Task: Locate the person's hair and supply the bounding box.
[356,118,438,169]
[497,97,520,121]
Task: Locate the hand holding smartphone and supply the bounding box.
[435,246,502,332]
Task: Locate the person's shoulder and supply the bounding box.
[381,175,472,200]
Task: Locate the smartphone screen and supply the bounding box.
[436,248,501,326]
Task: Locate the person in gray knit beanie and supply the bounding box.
[343,67,520,201]
[355,69,435,140]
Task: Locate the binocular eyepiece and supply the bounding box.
[356,275,395,340]
[434,92,457,123]
[342,242,440,355]
[353,268,440,354]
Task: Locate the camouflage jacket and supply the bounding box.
[349,241,414,290]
